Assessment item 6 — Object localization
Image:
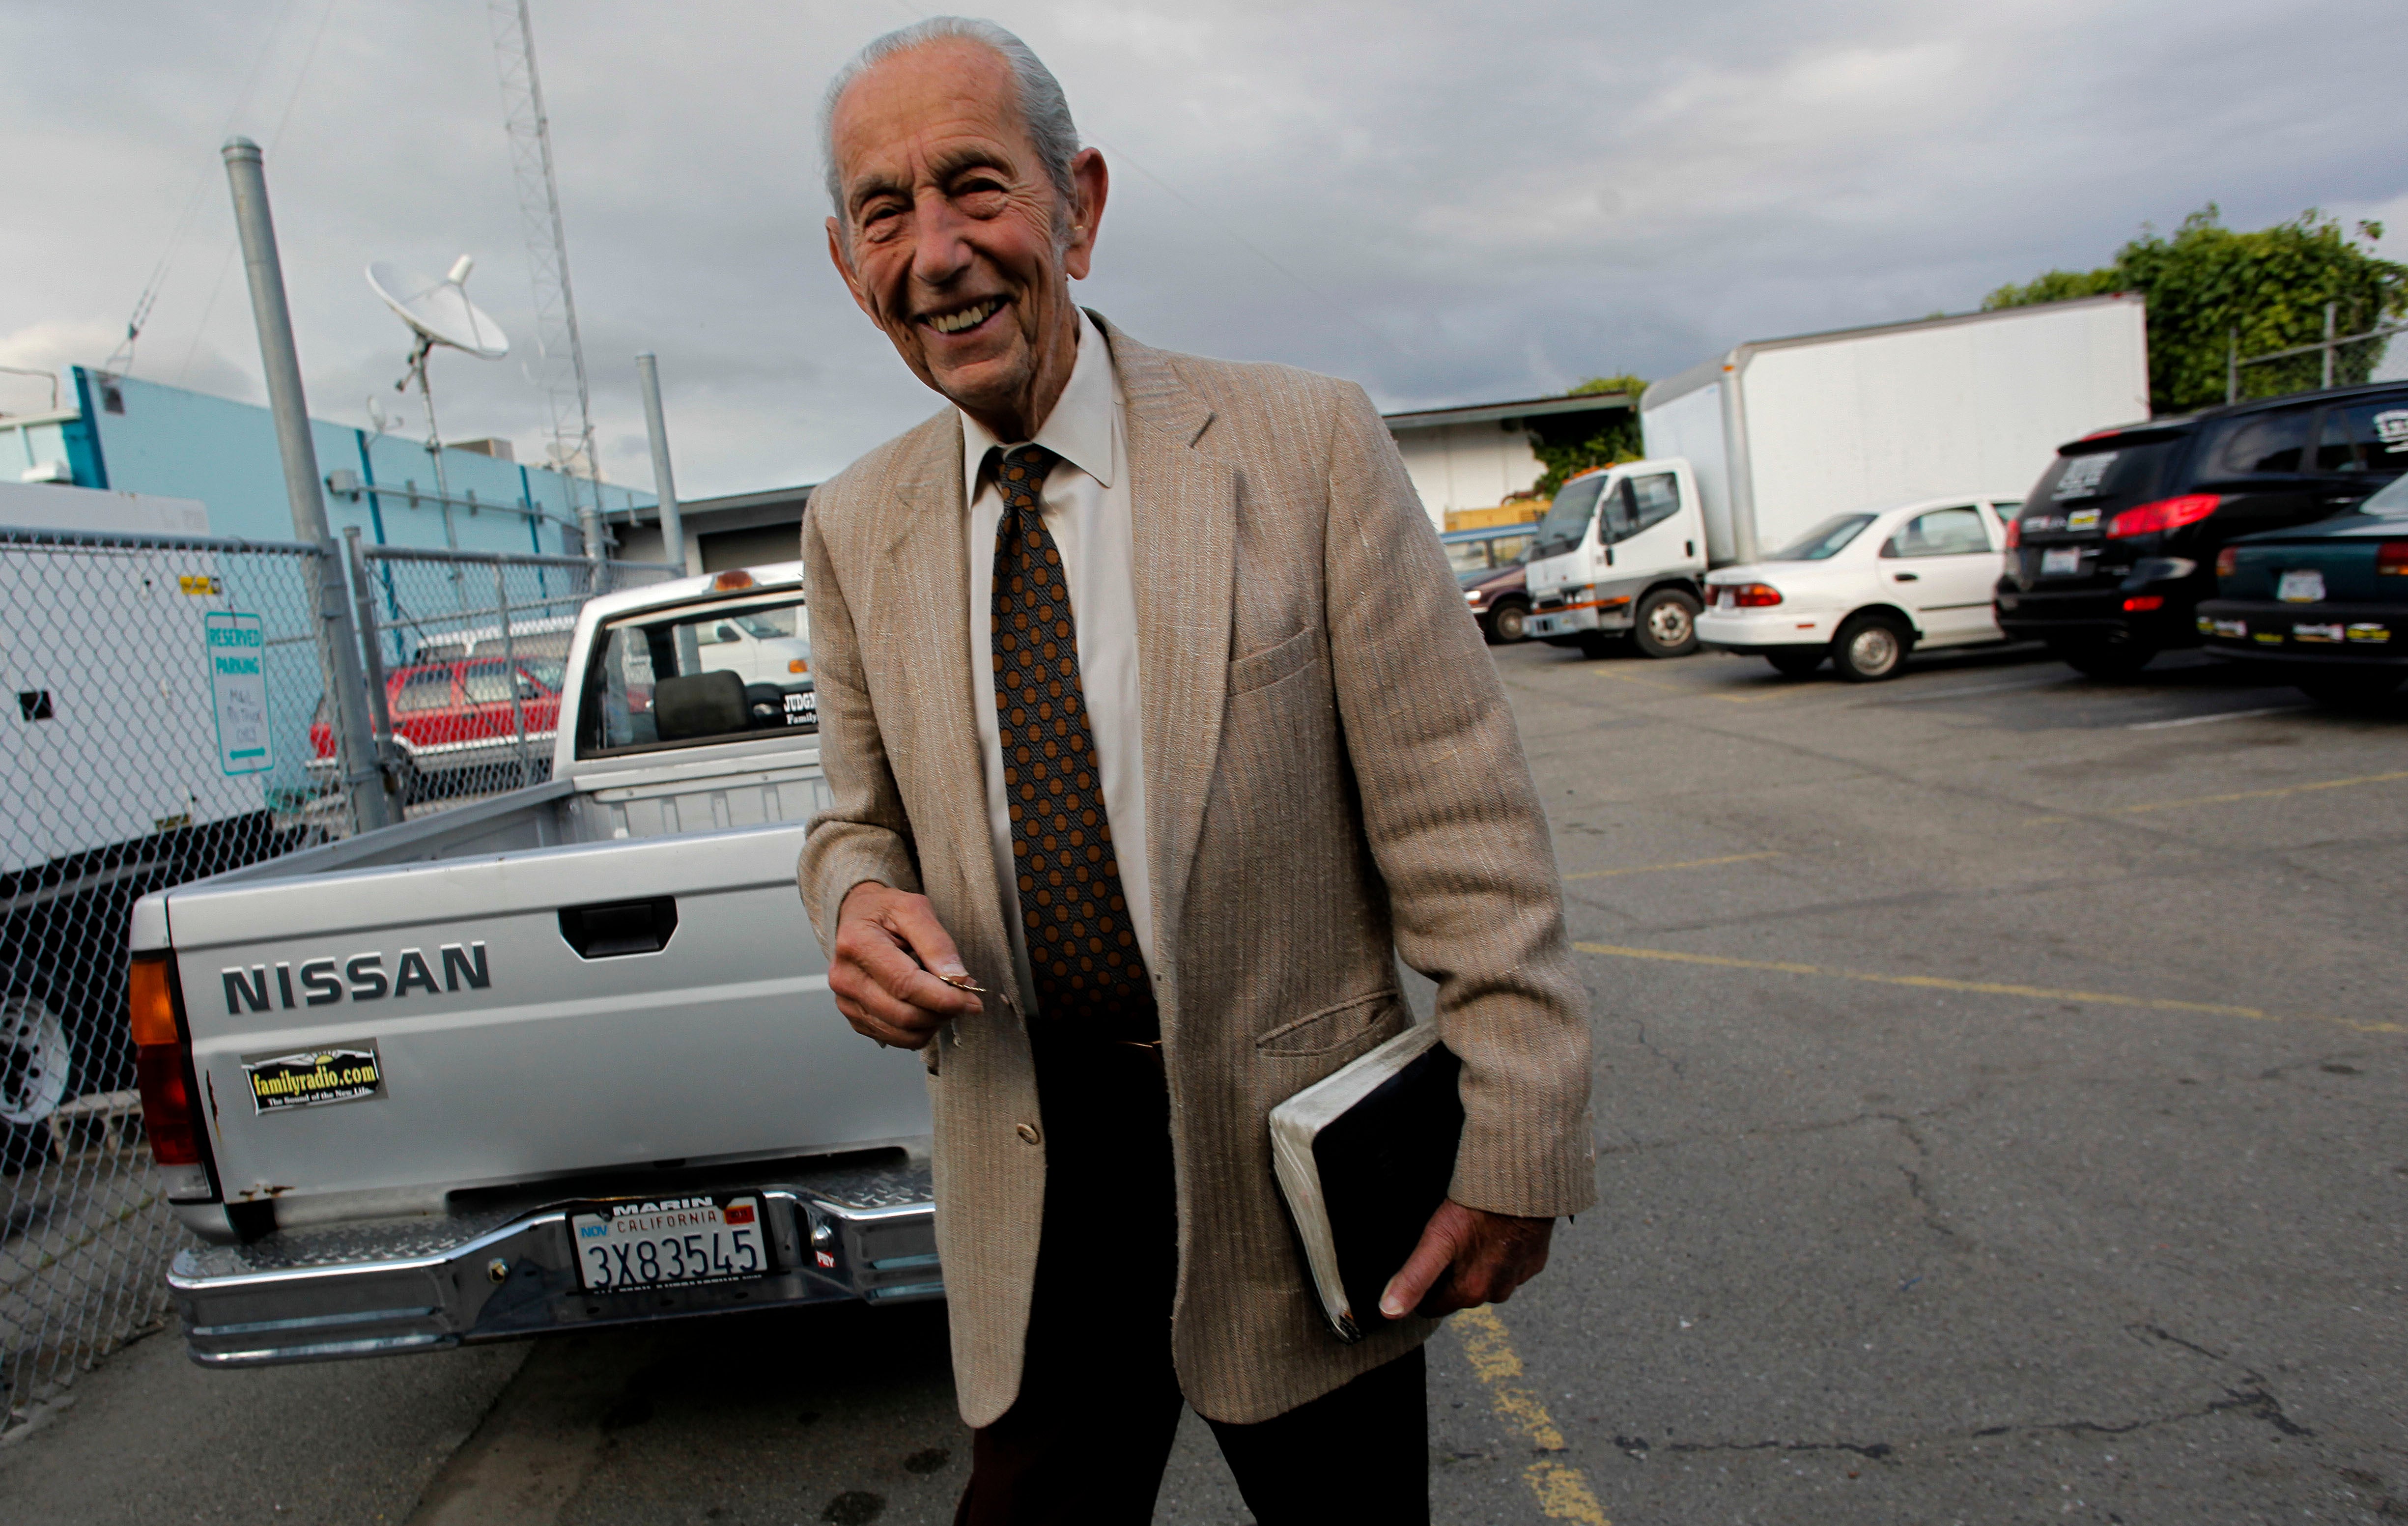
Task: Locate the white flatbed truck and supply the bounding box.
[1520,296,2151,658]
[128,561,942,1367]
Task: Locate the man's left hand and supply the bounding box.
[1379,1199,1554,1320]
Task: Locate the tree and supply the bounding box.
[1984,206,2408,414]
[1527,374,1647,498]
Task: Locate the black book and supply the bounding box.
[1269,1024,1465,1343]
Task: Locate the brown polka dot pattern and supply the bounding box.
[989,444,1158,1040]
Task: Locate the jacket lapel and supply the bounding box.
[878,415,1013,980]
[1100,316,1235,972]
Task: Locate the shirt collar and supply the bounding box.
[960,310,1118,497]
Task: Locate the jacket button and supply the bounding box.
[1015,1122,1041,1145]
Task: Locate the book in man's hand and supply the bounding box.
[1269,1023,1465,1344]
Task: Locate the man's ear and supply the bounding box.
[1063,148,1108,282]
[826,216,875,318]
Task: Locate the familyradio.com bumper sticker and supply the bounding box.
[241,1041,385,1113]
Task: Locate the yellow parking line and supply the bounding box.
[2029,768,2408,824]
[1454,1304,1610,1525]
[1570,941,2405,1036]
[1596,669,1690,693]
[1563,850,1784,882]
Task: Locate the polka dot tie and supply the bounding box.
[989,444,1160,1040]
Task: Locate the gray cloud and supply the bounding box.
[2,0,2402,498]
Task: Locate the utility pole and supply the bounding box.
[635,353,685,575]
[221,137,394,832]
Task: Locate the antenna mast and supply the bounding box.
[489,0,604,561]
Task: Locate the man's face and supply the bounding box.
[824,40,1104,437]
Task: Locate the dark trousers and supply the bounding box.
[955,1038,1429,1526]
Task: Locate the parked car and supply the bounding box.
[1696,496,2022,681]
[1461,560,1530,643]
[1996,380,2408,677]
[311,655,567,799]
[2195,470,2408,705]
[1441,522,1536,580]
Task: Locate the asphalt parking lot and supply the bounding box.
[4,638,2404,1525]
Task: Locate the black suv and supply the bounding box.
[1995,381,2408,676]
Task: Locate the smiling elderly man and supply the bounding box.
[797,17,1594,1523]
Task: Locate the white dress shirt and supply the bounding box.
[961,311,1155,1012]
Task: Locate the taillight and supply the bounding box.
[130,953,202,1167]
[2378,542,2408,576]
[1727,583,1782,607]
[2122,595,2165,612]
[2215,546,2239,579]
[2003,517,2021,550]
[2106,493,2220,540]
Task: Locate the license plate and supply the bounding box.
[2040,547,2082,576]
[571,1194,769,1291]
[2277,569,2326,603]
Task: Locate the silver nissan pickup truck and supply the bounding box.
[126,562,940,1367]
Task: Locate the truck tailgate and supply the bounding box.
[165,820,926,1207]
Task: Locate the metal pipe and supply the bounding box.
[222,136,394,832]
[634,352,686,575]
[342,528,399,810]
[494,562,532,789]
[2322,302,2337,391]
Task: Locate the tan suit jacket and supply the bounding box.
[798,317,1594,1426]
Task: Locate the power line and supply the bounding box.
[110,0,308,377]
[173,0,340,388]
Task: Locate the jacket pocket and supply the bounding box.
[1227,624,1321,696]
[1254,988,1402,1056]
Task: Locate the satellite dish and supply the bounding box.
[367,256,509,359]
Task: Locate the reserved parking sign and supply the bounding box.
[205,610,274,776]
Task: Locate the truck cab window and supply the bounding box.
[1530,475,1607,558]
[1627,474,1681,534]
[1600,481,1639,543]
[583,594,816,757]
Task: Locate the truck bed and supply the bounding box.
[153,740,929,1230]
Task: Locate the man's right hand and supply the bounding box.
[829,882,984,1050]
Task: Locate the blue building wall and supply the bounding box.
[66,367,652,554]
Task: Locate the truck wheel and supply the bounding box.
[2295,669,2402,708]
[0,975,70,1175]
[2052,640,2156,680]
[1490,602,1529,644]
[1765,650,1826,678]
[1634,590,1701,659]
[1832,615,1909,682]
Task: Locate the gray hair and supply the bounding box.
[820,17,1081,237]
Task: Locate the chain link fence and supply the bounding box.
[0,525,355,1426]
[351,542,677,807]
[0,525,674,1430]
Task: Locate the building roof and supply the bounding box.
[1381,391,1634,432]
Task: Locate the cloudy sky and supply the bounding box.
[4,0,2404,499]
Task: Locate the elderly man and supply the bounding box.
[799,18,1593,1523]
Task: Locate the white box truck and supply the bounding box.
[1521,296,2151,661]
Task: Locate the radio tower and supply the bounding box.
[490,0,605,561]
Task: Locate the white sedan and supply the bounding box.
[1695,496,2024,681]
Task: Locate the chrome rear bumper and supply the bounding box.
[169,1157,938,1367]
